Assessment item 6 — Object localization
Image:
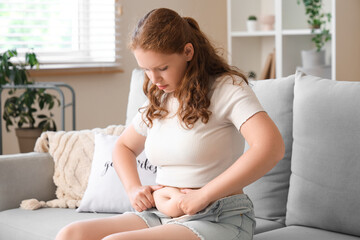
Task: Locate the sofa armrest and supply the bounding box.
[0,152,56,211]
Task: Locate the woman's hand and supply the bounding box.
[178,188,211,215]
[128,185,163,212]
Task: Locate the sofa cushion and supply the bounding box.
[286,71,360,237]
[125,68,147,126]
[255,226,360,240]
[0,208,116,240]
[254,218,285,234]
[244,75,294,224]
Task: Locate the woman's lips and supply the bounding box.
[157,84,168,90]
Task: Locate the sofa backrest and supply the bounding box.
[286,71,360,237]
[244,75,295,224]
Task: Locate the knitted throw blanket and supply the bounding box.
[20,125,125,210]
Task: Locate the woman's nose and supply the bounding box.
[149,71,161,84]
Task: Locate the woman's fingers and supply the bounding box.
[143,185,156,208]
[135,201,147,212]
[150,185,164,191]
[131,185,160,211]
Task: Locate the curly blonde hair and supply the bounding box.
[130,8,247,129]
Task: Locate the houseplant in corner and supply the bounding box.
[0,49,59,152]
[297,0,332,68]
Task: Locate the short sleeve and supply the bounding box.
[131,101,149,137]
[212,76,265,130]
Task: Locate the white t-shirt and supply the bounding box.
[132,75,264,188]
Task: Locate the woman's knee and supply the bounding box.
[55,221,88,240]
[101,232,129,240]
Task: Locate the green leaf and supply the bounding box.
[38,120,46,127]
[49,101,54,109]
[37,114,48,119]
[52,120,57,131]
[38,88,45,94]
[43,122,51,131]
[39,100,44,109]
[25,52,39,68]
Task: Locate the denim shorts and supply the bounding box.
[128,194,256,240]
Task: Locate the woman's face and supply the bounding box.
[134,44,194,93]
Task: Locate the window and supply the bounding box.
[0,0,122,69]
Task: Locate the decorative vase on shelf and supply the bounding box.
[246,15,257,32]
[297,0,332,78]
[299,49,331,79]
[301,49,326,68]
[259,15,275,31]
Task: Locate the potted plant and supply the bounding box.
[297,0,332,68]
[248,71,257,81]
[0,49,59,152]
[246,15,257,32]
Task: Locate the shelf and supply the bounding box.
[232,29,324,37]
[282,29,322,36]
[228,0,334,79]
[231,31,276,37]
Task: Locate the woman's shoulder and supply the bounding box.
[210,74,247,92]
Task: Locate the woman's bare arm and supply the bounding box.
[112,125,159,212]
[178,111,285,215]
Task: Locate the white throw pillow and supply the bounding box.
[77,133,157,213]
[125,68,147,126]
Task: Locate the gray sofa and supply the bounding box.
[1,70,360,240]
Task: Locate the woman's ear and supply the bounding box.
[184,43,194,61]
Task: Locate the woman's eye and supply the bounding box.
[159,66,168,71]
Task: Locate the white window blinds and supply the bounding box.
[0,0,122,67]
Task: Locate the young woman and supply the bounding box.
[55,8,284,240]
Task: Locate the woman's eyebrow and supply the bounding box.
[139,63,168,70]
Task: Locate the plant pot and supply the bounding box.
[310,24,321,30]
[15,128,43,153]
[301,49,326,68]
[246,20,257,32]
[260,15,275,31]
